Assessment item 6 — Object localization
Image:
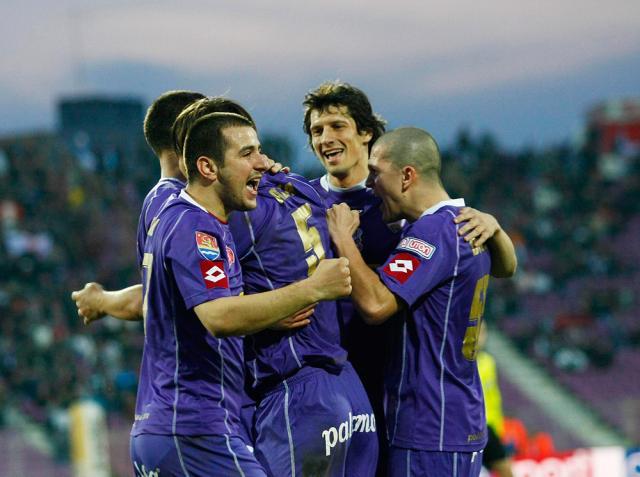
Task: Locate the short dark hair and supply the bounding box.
[172,97,255,159]
[376,127,443,184]
[143,90,206,156]
[302,81,386,153]
[180,111,255,182]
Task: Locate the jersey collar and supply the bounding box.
[420,198,466,218]
[320,174,368,192]
[179,189,228,223]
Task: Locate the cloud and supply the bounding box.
[0,0,639,143]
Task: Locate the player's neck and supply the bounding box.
[158,150,186,181]
[405,188,450,222]
[184,183,229,222]
[327,163,369,189]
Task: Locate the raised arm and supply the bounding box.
[326,203,403,325]
[71,283,143,325]
[194,257,351,337]
[454,207,517,278]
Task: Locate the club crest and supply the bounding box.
[195,232,220,261]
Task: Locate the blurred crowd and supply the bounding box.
[0,126,638,457]
[443,129,640,372]
[0,134,150,457]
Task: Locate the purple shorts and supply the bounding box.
[388,447,484,477]
[130,433,267,476]
[254,363,378,476]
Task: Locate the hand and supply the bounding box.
[71,282,107,325]
[266,156,290,175]
[326,203,360,245]
[269,304,315,331]
[308,257,351,301]
[454,207,500,248]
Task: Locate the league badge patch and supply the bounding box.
[199,260,228,289]
[383,252,421,284]
[195,232,220,261]
[226,246,235,265]
[397,237,436,260]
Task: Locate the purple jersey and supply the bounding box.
[136,177,185,269]
[132,189,245,437]
[229,173,347,395]
[378,199,490,452]
[310,174,398,474]
[310,175,400,265]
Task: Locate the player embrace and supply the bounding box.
[327,127,516,477]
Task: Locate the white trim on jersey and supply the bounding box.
[173,435,191,477]
[242,211,303,371]
[319,174,367,192]
[283,379,296,477]
[391,317,408,445]
[420,198,466,218]
[438,210,462,451]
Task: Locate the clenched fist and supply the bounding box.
[308,257,352,301]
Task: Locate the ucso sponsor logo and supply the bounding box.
[321,412,376,456]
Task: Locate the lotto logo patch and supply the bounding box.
[200,261,228,289]
[226,246,235,265]
[195,232,220,261]
[383,253,421,283]
[397,237,436,260]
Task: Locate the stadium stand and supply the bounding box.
[0,99,638,475]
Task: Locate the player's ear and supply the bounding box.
[196,155,218,182]
[401,165,417,192]
[361,128,373,146]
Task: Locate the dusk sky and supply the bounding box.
[1,0,639,161]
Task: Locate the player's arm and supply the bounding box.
[327,203,403,325]
[194,258,350,337]
[71,283,143,325]
[454,207,517,278]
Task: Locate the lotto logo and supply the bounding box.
[383,253,420,283]
[389,259,414,273]
[199,261,228,289]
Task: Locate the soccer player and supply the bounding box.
[73,90,204,323]
[71,93,278,323]
[302,81,516,475]
[130,111,352,476]
[327,127,512,477]
[172,98,378,476]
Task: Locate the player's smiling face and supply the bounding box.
[367,143,404,223]
[217,126,269,213]
[309,105,372,181]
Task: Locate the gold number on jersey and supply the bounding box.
[142,252,154,336]
[291,203,325,275]
[462,274,490,361]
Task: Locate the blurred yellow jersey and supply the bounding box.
[478,350,505,436]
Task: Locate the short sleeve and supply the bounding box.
[377,214,459,307]
[165,212,233,310]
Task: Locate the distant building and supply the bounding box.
[587,98,640,155]
[57,96,149,177]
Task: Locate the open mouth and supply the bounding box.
[246,176,261,194]
[323,148,343,162]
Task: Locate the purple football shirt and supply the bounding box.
[132,189,245,437]
[136,177,185,269]
[378,199,491,452]
[310,175,401,266]
[229,173,347,395]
